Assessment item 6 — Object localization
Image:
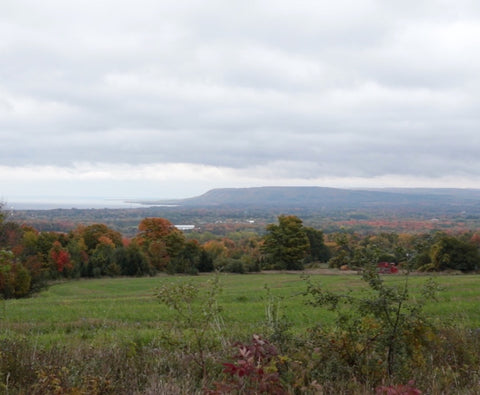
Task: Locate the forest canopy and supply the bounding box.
[1,203,479,298]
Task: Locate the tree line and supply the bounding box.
[1,205,479,298]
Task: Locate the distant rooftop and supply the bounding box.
[175,225,195,231]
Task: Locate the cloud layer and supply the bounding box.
[1,0,480,201]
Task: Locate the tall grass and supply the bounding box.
[1,273,480,393]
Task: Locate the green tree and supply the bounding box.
[0,250,32,298]
[262,215,309,270]
[13,264,31,297]
[36,232,61,267]
[197,249,214,272]
[65,236,88,278]
[88,241,117,277]
[327,231,359,268]
[79,224,122,252]
[168,240,202,274]
[429,235,480,272]
[115,243,150,276]
[0,249,15,298]
[304,227,331,263]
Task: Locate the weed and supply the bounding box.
[376,380,422,394]
[262,285,292,350]
[207,334,286,395]
[156,274,225,380]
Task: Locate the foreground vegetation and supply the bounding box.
[2,272,480,394]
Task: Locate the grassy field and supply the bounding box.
[2,272,479,346]
[1,272,480,394]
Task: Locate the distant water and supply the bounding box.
[6,198,148,210]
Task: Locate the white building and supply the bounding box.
[175,225,195,231]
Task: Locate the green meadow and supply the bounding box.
[2,273,479,346]
[2,272,480,394]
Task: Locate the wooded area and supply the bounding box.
[1,202,479,299]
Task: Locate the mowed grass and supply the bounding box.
[1,273,480,345]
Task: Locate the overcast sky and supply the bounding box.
[1,0,480,205]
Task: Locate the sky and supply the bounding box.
[1,0,480,205]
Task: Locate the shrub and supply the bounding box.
[0,250,33,298]
[207,335,287,395]
[156,275,225,379]
[376,380,422,394]
[13,264,31,297]
[223,258,245,274]
[304,265,439,383]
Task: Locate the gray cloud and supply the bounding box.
[1,0,480,200]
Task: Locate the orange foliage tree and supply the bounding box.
[135,218,185,271]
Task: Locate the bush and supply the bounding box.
[13,264,31,297]
[223,259,245,274]
[0,250,33,298]
[304,265,440,383]
[207,335,287,394]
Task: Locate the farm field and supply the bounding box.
[2,272,479,345]
[2,272,480,394]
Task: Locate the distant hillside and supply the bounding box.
[13,187,480,236]
[132,186,480,211]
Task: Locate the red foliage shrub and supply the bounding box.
[376,380,422,395]
[207,335,286,394]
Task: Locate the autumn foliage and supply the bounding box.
[1,203,480,299]
[49,241,72,273]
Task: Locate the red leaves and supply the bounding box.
[49,241,71,273]
[376,380,422,395]
[208,335,286,395]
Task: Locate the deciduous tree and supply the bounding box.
[430,235,480,272]
[79,224,122,252]
[262,215,309,270]
[304,227,331,263]
[136,218,185,271]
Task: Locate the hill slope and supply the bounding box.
[132,186,480,211]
